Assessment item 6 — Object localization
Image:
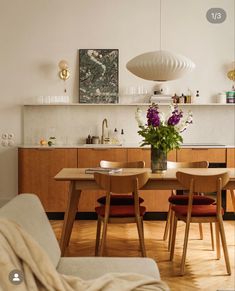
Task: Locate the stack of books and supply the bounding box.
[85,168,123,174]
[149,94,173,103]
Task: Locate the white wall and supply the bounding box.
[0,0,234,204]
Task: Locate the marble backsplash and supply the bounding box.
[23,105,235,146]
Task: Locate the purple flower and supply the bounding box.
[167,107,183,126]
[147,105,160,127]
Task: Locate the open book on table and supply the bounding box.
[85,168,123,174]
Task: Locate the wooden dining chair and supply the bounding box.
[94,171,149,257]
[163,161,215,251]
[97,160,145,206]
[170,171,231,275]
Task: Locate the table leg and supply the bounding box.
[60,181,81,256]
[230,189,235,213]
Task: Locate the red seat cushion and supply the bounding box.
[169,195,215,205]
[172,204,224,217]
[95,205,146,217]
[97,195,144,205]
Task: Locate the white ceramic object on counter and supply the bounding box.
[216,92,227,104]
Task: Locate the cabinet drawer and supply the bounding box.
[77,148,127,168]
[177,148,226,163]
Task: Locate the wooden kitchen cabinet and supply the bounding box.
[127,149,176,211]
[77,148,127,211]
[18,148,77,212]
[19,147,231,215]
[177,148,226,163]
[226,148,235,211]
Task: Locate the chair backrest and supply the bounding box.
[168,161,208,195]
[94,171,149,194]
[176,171,229,215]
[167,161,209,169]
[176,171,229,193]
[94,171,149,219]
[100,160,145,169]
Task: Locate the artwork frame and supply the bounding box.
[79,49,119,104]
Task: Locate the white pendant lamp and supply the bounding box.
[126,0,195,82]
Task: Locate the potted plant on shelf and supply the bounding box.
[135,103,193,173]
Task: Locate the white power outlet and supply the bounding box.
[1,140,8,147]
[8,140,15,146]
[2,133,8,139]
[1,132,15,147]
[8,133,15,140]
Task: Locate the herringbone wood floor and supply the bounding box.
[51,220,235,291]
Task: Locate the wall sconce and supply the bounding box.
[58,60,70,93]
[58,60,70,81]
[227,61,235,81]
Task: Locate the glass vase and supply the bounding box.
[151,146,167,173]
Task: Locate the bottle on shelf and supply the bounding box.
[112,128,120,144]
[179,94,185,103]
[185,89,192,103]
[120,129,125,145]
[172,93,179,103]
[86,134,92,144]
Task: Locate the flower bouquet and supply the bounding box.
[135,103,193,172]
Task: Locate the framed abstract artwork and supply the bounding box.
[79,49,119,103]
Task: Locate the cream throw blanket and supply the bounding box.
[0,219,169,291]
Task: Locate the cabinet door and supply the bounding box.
[77,148,127,211]
[18,148,77,212]
[127,149,176,211]
[177,148,226,163]
[226,148,235,211]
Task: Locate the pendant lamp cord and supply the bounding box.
[159,0,162,51]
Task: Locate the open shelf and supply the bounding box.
[23,103,235,106]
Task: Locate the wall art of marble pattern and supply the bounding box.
[79,49,119,103]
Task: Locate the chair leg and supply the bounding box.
[209,222,215,251]
[170,215,178,261]
[217,216,231,275]
[215,222,221,260]
[95,216,102,256]
[136,217,146,257]
[141,218,145,240]
[199,223,203,240]
[168,209,174,251]
[99,218,108,256]
[180,220,191,275]
[163,204,172,241]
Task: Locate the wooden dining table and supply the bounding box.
[54,167,235,256]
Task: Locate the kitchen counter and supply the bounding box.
[18,143,235,149]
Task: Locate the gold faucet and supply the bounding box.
[101,118,109,144]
